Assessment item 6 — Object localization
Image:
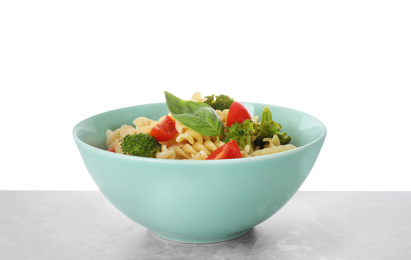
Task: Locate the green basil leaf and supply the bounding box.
[165,91,224,137]
[261,106,273,123]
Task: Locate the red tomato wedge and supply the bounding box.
[107,144,116,153]
[226,101,251,127]
[150,115,178,142]
[206,140,241,160]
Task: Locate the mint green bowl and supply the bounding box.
[73,102,326,243]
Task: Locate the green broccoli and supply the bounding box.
[253,107,292,148]
[121,133,161,158]
[204,94,234,110]
[277,132,292,145]
[222,119,257,153]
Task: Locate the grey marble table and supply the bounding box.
[1,191,410,260]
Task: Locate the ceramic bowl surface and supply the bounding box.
[73,102,326,243]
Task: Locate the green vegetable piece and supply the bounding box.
[277,132,292,145]
[222,119,257,153]
[121,133,161,158]
[254,106,292,148]
[165,91,225,137]
[204,94,234,110]
[261,106,273,123]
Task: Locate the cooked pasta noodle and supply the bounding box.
[106,129,120,149]
[250,144,296,157]
[133,117,157,134]
[105,125,136,149]
[190,92,207,102]
[241,145,252,158]
[216,109,229,125]
[265,134,281,147]
[168,144,191,159]
[133,117,154,128]
[191,150,208,160]
[156,145,176,160]
[113,139,123,154]
[175,120,204,144]
[249,134,296,157]
[119,124,137,138]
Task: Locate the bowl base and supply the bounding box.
[151,228,252,244]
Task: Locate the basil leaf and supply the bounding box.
[164,91,224,137]
[261,106,273,123]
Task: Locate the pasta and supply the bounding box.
[106,124,137,153]
[106,92,296,160]
[156,145,176,160]
[249,135,296,157]
[250,144,296,157]
[133,117,157,134]
[175,120,204,144]
[216,109,229,126]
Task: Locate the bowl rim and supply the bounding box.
[73,102,327,165]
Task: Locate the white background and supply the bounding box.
[1,1,410,191]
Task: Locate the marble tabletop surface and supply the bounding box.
[1,191,410,260]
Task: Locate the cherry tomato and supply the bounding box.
[206,140,241,160]
[107,144,116,153]
[226,101,251,127]
[150,115,178,142]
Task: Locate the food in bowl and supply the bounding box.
[106,92,297,160]
[73,95,326,243]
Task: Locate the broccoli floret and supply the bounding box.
[222,119,257,153]
[254,107,292,148]
[277,132,292,145]
[121,133,161,158]
[204,94,234,110]
[254,120,292,148]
